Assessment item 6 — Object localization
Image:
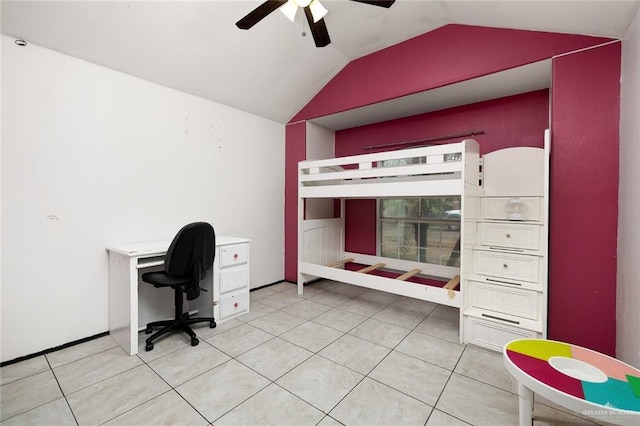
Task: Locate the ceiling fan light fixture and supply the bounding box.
[309,0,328,23]
[280,0,298,22]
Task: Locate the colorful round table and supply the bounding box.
[503,339,640,426]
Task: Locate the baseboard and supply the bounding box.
[1,331,109,367]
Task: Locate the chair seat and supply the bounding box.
[141,271,191,288]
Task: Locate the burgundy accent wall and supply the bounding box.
[335,90,549,157]
[344,199,378,255]
[291,24,611,122]
[284,122,306,282]
[549,43,621,356]
[337,90,549,257]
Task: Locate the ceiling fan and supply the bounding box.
[236,0,396,48]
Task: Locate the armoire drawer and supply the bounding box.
[470,281,540,320]
[220,243,248,268]
[219,290,249,320]
[474,250,540,283]
[464,315,539,352]
[479,222,541,251]
[219,266,249,294]
[482,197,542,221]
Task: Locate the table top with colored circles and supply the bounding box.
[504,339,640,413]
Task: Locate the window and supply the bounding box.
[379,197,461,267]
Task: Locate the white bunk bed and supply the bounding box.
[297,139,481,314]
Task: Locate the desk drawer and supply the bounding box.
[219,266,249,294]
[470,281,540,320]
[220,243,248,268]
[220,290,249,320]
[474,250,540,283]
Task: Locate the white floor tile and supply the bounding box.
[312,307,368,333]
[373,304,429,329]
[0,397,76,426]
[175,359,269,422]
[148,342,230,387]
[454,345,517,393]
[369,350,450,406]
[0,370,63,421]
[237,337,313,380]
[330,377,433,426]
[435,373,519,426]
[426,409,472,425]
[66,365,170,426]
[190,317,244,340]
[277,355,363,413]
[248,310,307,335]
[136,330,199,362]
[348,318,411,348]
[338,298,386,317]
[206,323,274,357]
[53,346,142,394]
[395,331,464,371]
[428,304,460,323]
[279,321,344,353]
[103,390,208,426]
[0,355,49,385]
[320,334,390,375]
[415,314,461,343]
[216,383,324,426]
[280,299,333,320]
[234,301,276,323]
[46,335,118,368]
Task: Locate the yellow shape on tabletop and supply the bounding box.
[506,339,572,361]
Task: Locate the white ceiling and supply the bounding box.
[1,1,638,125]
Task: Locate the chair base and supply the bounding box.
[145,314,216,351]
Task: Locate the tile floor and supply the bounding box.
[0,280,612,426]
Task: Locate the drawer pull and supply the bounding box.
[233,253,238,259]
[506,233,511,238]
[489,246,524,253]
[503,264,508,269]
[482,313,520,325]
[234,302,239,308]
[486,278,522,286]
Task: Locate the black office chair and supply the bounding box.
[142,222,217,351]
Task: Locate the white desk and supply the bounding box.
[107,236,250,356]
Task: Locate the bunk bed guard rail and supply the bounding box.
[298,140,473,199]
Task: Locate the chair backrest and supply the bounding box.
[164,222,215,299]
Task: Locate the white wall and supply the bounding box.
[618,10,640,367]
[1,35,285,362]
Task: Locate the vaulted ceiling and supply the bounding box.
[2,1,638,123]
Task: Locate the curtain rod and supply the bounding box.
[363,130,484,151]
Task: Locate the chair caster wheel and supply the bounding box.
[145,343,154,351]
[209,321,216,329]
[191,337,199,346]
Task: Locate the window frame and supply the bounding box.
[376,197,462,271]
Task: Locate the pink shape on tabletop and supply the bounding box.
[506,349,585,399]
[571,345,640,384]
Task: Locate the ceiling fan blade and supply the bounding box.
[236,0,287,30]
[304,7,331,47]
[349,0,396,7]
